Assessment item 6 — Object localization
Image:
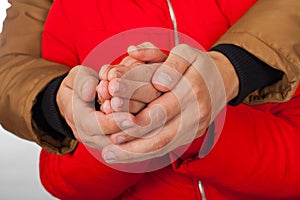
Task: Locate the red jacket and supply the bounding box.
[40,0,300,199]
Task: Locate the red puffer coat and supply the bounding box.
[40,0,300,199]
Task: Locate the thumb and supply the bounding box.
[127,42,167,63]
[152,44,194,92]
[72,66,99,102]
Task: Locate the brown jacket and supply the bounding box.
[0,0,299,155]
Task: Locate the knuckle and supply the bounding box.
[152,136,170,154]
[143,94,153,104]
[172,44,191,56]
[139,42,156,49]
[199,105,211,122]
[110,78,121,85]
[108,67,119,76]
[129,101,145,114]
[109,78,122,94]
[176,43,190,50]
[165,60,181,72]
[108,70,122,81]
[143,89,159,103]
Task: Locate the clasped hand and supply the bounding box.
[57,42,238,163]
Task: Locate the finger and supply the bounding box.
[107,65,136,81]
[111,97,146,114]
[119,56,144,67]
[102,137,167,163]
[108,78,161,103]
[80,135,111,150]
[100,100,114,114]
[104,103,204,163]
[82,111,136,136]
[102,115,181,163]
[68,66,99,102]
[96,80,111,104]
[99,64,112,81]
[102,112,139,134]
[71,81,136,134]
[107,63,160,82]
[127,42,167,63]
[109,65,204,144]
[109,91,181,144]
[152,44,196,92]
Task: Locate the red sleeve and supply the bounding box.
[178,87,300,198]
[42,0,79,67]
[216,0,257,25]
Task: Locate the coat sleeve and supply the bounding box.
[1,0,299,156]
[0,0,77,155]
[215,0,300,105]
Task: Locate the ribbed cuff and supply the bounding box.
[33,73,75,139]
[211,44,283,106]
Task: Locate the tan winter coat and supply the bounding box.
[0,0,299,155]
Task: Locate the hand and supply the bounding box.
[101,44,239,163]
[97,42,167,114]
[56,65,134,149]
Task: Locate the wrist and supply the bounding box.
[208,51,239,102]
[33,73,75,139]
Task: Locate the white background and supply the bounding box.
[0,1,56,199]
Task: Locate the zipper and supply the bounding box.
[198,181,207,200]
[166,0,179,45]
[166,1,207,199]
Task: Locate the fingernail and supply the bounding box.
[100,64,110,79]
[121,120,135,129]
[112,97,123,108]
[116,135,126,144]
[81,80,92,98]
[104,151,116,163]
[110,82,126,94]
[97,83,105,93]
[109,82,119,94]
[154,72,172,86]
[127,45,140,53]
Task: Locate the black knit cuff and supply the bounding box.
[211,44,283,106]
[33,73,75,139]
